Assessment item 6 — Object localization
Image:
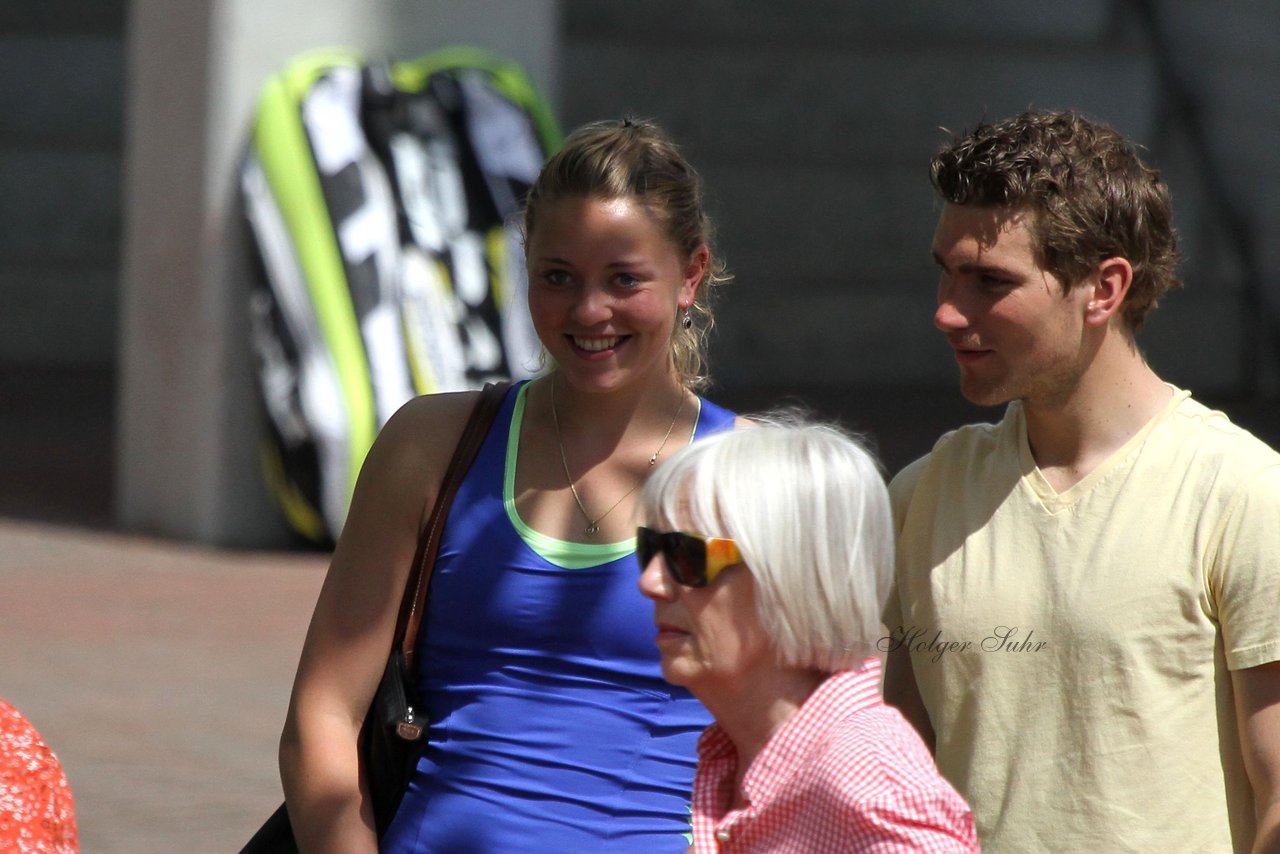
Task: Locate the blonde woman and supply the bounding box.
[279,118,745,853]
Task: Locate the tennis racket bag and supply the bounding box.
[242,46,559,543]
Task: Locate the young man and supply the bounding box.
[882,110,1280,853]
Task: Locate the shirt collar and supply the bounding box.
[701,657,884,805]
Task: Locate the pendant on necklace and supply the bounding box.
[585,523,600,535]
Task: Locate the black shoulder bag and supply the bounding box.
[241,381,510,853]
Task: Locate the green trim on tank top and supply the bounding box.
[503,380,703,569]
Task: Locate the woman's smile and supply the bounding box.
[526,195,698,393]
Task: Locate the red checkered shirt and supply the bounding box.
[691,658,978,853]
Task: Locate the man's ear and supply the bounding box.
[1084,257,1133,328]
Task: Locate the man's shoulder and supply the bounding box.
[1165,393,1280,476]
[889,413,1013,502]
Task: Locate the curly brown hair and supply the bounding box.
[523,118,731,391]
[930,110,1181,332]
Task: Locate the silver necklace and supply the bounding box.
[550,377,685,536]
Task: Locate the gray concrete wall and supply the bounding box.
[1142,0,1280,394]
[114,0,560,545]
[0,2,126,366]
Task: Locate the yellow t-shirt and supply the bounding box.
[885,389,1280,853]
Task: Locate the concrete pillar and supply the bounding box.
[116,0,560,546]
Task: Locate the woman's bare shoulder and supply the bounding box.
[381,390,484,447]
[354,390,489,517]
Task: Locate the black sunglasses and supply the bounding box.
[635,526,743,588]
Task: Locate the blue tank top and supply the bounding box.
[381,382,736,853]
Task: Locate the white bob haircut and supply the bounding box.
[638,412,894,672]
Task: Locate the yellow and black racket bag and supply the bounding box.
[242,46,560,543]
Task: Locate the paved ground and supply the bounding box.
[0,519,327,852]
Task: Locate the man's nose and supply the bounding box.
[934,282,968,332]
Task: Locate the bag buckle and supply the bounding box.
[396,706,425,741]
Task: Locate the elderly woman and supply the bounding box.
[637,417,978,852]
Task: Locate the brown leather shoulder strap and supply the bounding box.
[397,381,511,668]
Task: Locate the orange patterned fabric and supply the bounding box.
[0,700,78,853]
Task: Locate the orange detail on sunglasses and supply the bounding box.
[636,527,744,587]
